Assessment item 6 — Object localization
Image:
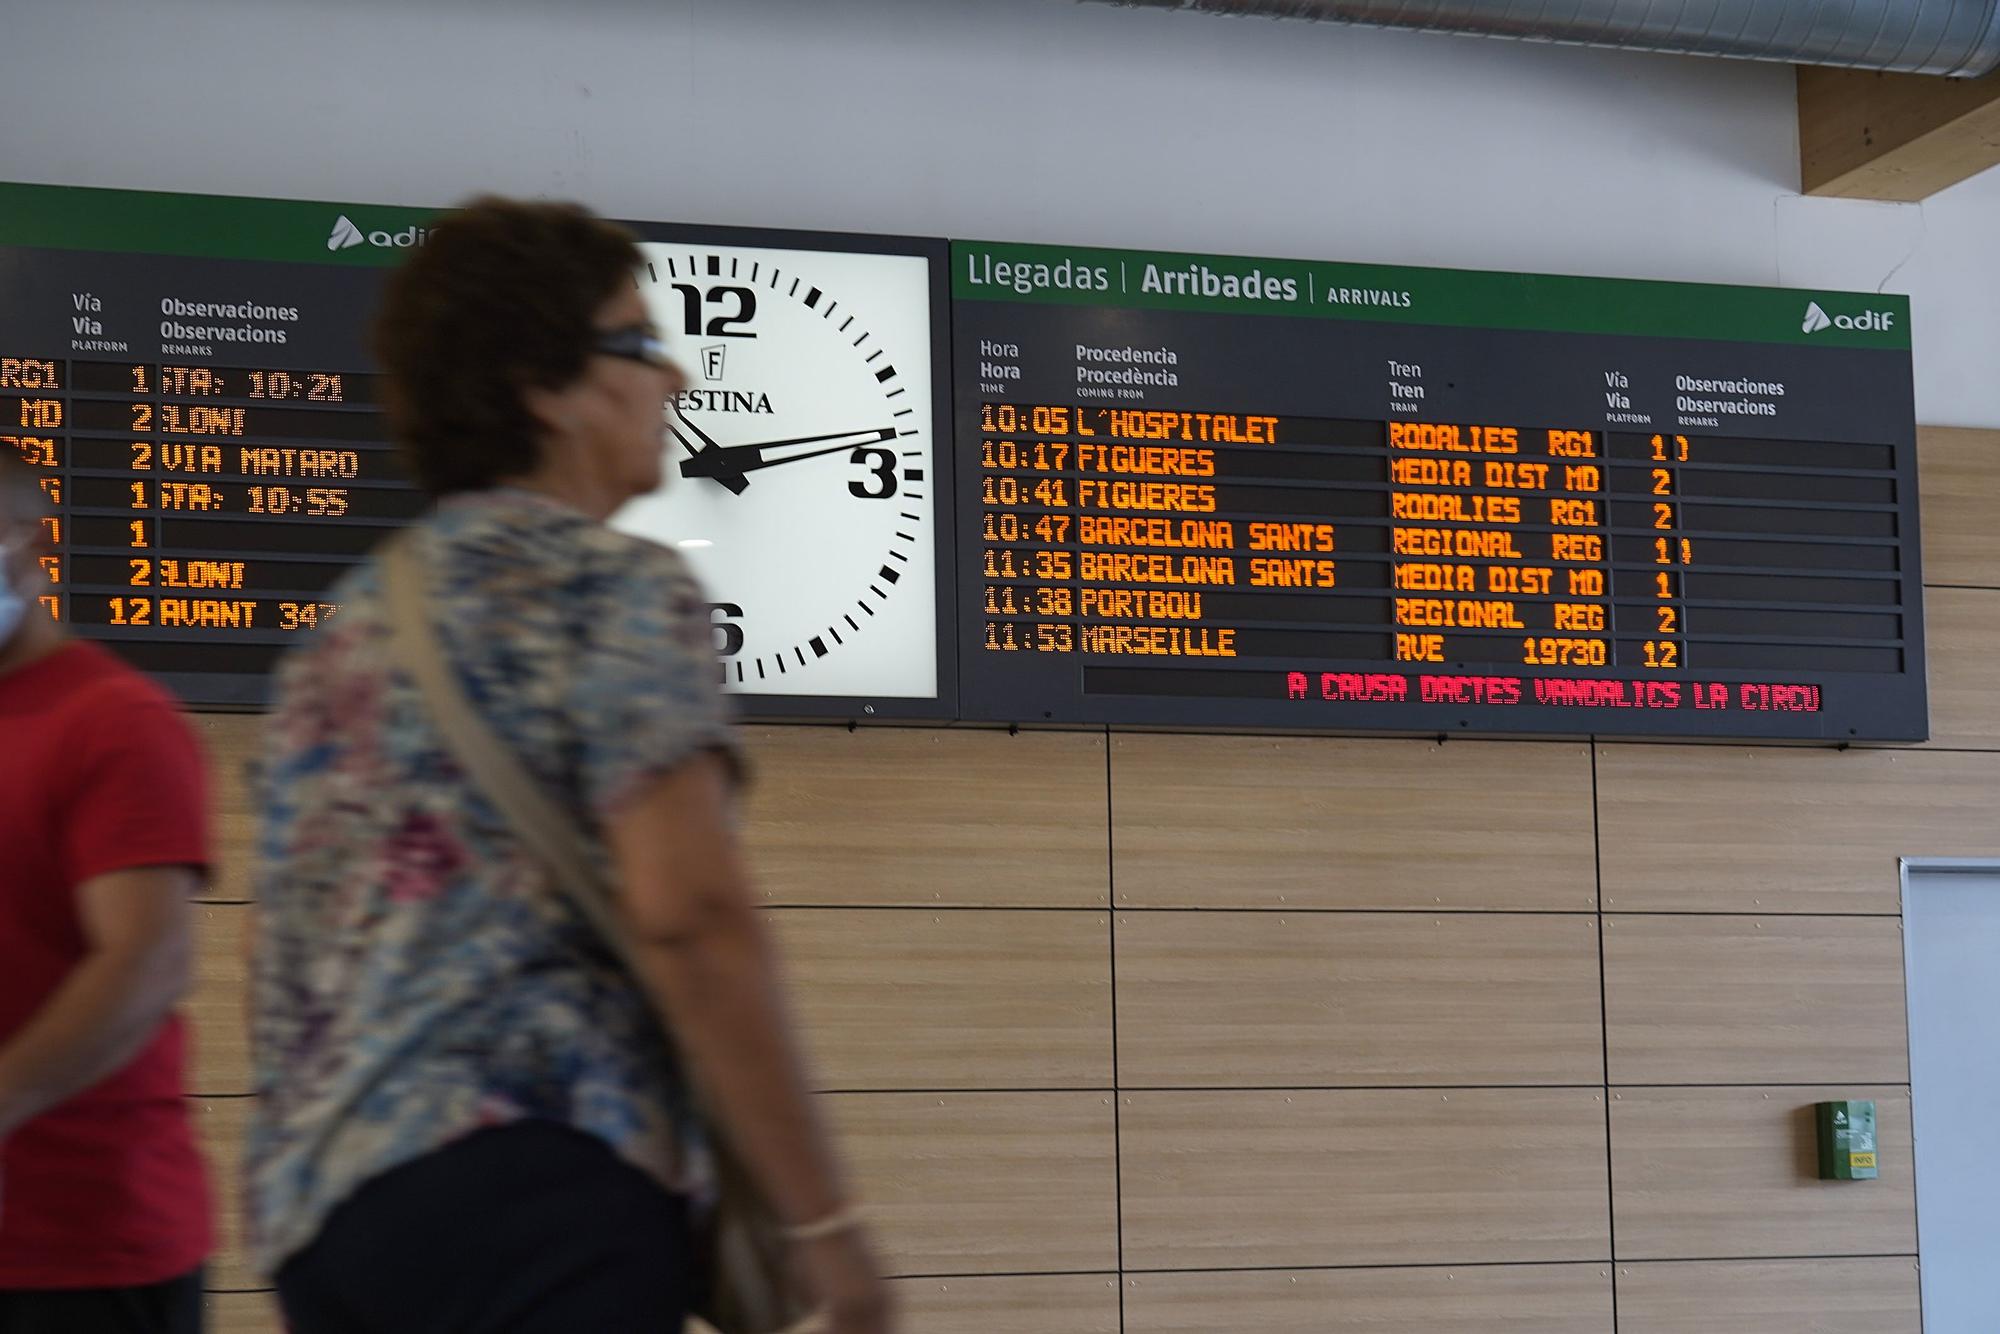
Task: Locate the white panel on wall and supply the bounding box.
[1903,863,2000,1333]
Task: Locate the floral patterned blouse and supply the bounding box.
[244,488,734,1276]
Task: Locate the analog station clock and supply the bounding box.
[612,240,944,707]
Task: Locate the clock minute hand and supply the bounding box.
[679,426,897,483]
[683,439,864,476]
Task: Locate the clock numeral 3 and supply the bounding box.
[710,602,746,657]
[672,284,758,338]
[848,448,899,500]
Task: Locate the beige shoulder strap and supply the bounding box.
[380,534,638,971]
[385,532,825,1334]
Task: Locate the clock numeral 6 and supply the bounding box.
[710,602,746,657]
[672,284,757,338]
[848,448,899,500]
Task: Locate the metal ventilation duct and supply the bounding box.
[1084,1,2000,77]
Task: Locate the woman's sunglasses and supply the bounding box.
[593,324,675,371]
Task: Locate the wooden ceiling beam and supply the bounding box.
[1800,65,2000,201]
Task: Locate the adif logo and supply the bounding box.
[326,215,432,252]
[327,215,365,251]
[1802,299,1896,334]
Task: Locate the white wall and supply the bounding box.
[6,0,1998,423]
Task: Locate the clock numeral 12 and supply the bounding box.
[672,284,758,338]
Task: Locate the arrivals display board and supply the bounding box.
[0,184,953,716]
[2,184,1926,739]
[952,241,1925,740]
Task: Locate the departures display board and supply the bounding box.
[0,184,953,716]
[952,241,1925,740]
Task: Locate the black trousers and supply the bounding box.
[277,1120,695,1334]
[0,1268,203,1334]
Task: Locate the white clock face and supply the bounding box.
[612,243,937,699]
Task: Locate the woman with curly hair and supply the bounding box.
[246,197,891,1334]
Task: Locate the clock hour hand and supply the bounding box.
[678,426,897,489]
[670,416,750,495]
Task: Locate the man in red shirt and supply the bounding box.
[0,450,213,1328]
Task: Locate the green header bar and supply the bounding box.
[953,239,1912,351]
[0,183,1916,350]
[0,181,440,267]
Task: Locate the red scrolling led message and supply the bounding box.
[1293,671,1822,713]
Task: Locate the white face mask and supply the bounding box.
[0,542,27,647]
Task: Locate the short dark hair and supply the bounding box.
[372,196,643,497]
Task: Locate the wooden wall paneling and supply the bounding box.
[1610,1085,1916,1260]
[740,726,1108,908]
[888,1274,1121,1333]
[1595,745,2000,913]
[1604,915,1910,1085]
[1798,67,2000,201]
[190,903,252,1097]
[828,1092,1119,1276]
[203,1292,281,1334]
[1919,426,2000,588]
[774,908,1112,1090]
[1116,911,1602,1087]
[190,713,261,902]
[1122,1264,1614,1333]
[1110,736,1596,911]
[199,1093,1124,1311]
[192,719,1120,908]
[1119,1089,1610,1270]
[195,1097,258,1291]
[1615,1257,1922,1334]
[1920,586,2000,750]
